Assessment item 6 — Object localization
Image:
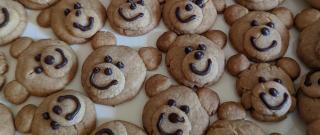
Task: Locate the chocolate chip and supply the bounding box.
[116,62,124,69]
[258,77,266,83]
[251,20,259,26]
[194,51,204,60]
[168,113,185,123]
[52,105,62,115]
[35,54,41,62]
[50,121,60,130]
[104,68,112,76]
[75,10,81,16]
[185,4,193,11]
[34,66,43,74]
[273,79,282,84]
[104,55,113,63]
[64,9,71,16]
[167,99,176,107]
[267,22,275,28]
[185,47,193,54]
[42,112,50,120]
[261,27,270,36]
[197,44,206,51]
[44,55,55,65]
[74,2,82,9]
[269,88,279,97]
[179,105,190,114]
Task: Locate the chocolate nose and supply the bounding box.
[261,27,270,36]
[185,4,193,11]
[194,51,204,60]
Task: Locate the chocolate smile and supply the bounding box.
[189,59,212,76]
[157,113,184,135]
[259,92,288,110]
[250,37,277,52]
[175,7,196,23]
[73,17,94,31]
[118,8,144,22]
[0,8,9,28]
[95,128,114,135]
[54,48,68,69]
[89,67,118,90]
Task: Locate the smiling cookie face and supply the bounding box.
[81,46,146,106]
[31,90,96,135]
[236,0,285,11]
[19,0,59,9]
[163,0,217,34]
[107,0,161,36]
[0,0,27,46]
[143,86,210,135]
[13,39,78,97]
[230,11,289,62]
[165,34,225,88]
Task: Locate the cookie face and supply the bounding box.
[91,120,147,135]
[235,0,285,11]
[166,34,225,88]
[206,120,267,135]
[0,0,27,46]
[237,63,295,121]
[18,0,59,9]
[81,46,146,105]
[230,11,289,62]
[32,90,96,135]
[143,86,209,135]
[298,71,320,123]
[47,0,106,44]
[297,20,320,69]
[15,39,78,97]
[107,0,161,36]
[162,0,217,34]
[0,104,15,135]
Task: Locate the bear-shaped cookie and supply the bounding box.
[90,120,147,135]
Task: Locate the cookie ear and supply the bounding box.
[212,0,226,13]
[295,8,320,31]
[156,31,177,52]
[276,57,301,80]
[226,54,251,76]
[91,31,117,50]
[217,101,246,120]
[10,37,33,58]
[15,104,38,133]
[139,47,162,71]
[202,30,227,49]
[271,7,294,29]
[4,80,30,105]
[224,4,249,25]
[37,8,51,27]
[196,87,220,116]
[145,74,172,97]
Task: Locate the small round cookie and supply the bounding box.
[37,0,106,44]
[143,85,220,135]
[81,45,146,106]
[225,5,293,62]
[15,104,37,133]
[206,120,267,135]
[31,90,96,135]
[0,103,15,135]
[0,0,27,46]
[8,38,77,101]
[91,120,147,135]
[18,0,59,9]
[107,0,161,36]
[307,0,320,9]
[235,0,285,11]
[157,30,226,88]
[162,0,220,34]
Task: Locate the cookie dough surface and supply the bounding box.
[91,120,147,135]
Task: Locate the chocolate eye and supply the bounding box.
[137,0,144,5]
[273,78,282,84]
[258,77,266,83]
[104,55,113,63]
[185,4,193,11]
[197,44,206,51]
[195,0,204,7]
[266,22,275,28]
[64,9,71,16]
[116,62,125,69]
[75,10,81,16]
[251,20,259,26]
[93,67,100,73]
[35,54,41,62]
[269,88,279,97]
[74,2,82,9]
[185,46,193,54]
[104,68,113,76]
[167,99,176,107]
[179,105,190,114]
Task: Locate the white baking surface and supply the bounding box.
[0,0,311,134]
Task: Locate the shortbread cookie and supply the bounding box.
[143,83,220,135]
[6,37,77,104]
[91,120,147,135]
[37,0,106,44]
[162,0,225,34]
[18,0,59,9]
[107,0,161,36]
[227,55,299,122]
[0,52,8,90]
[295,8,320,69]
[28,90,96,135]
[235,0,285,11]
[82,45,146,105]
[157,30,226,88]
[225,5,293,62]
[0,103,15,135]
[0,0,27,46]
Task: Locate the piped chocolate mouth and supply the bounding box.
[89,68,118,90]
[73,17,94,31]
[95,128,115,135]
[259,92,288,110]
[118,8,144,22]
[157,113,184,135]
[54,48,68,69]
[175,7,196,23]
[0,8,9,28]
[250,37,277,52]
[189,59,212,76]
